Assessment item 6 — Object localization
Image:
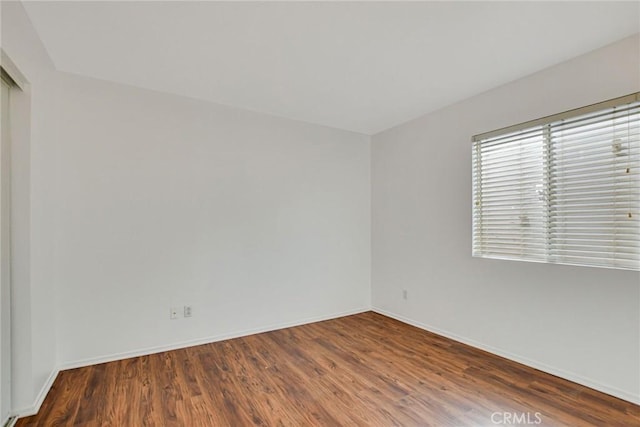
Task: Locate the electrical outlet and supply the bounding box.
[170,307,179,319]
[402,289,408,300]
[184,305,192,318]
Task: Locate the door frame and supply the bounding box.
[1,66,14,427]
[0,49,28,427]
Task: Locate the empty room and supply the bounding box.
[1,1,639,426]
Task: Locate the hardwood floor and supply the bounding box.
[16,312,639,426]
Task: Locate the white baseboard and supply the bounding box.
[12,307,368,421]
[15,305,637,423]
[60,307,370,371]
[372,307,640,406]
[11,367,59,419]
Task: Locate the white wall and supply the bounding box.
[51,72,371,367]
[372,34,640,404]
[1,0,59,414]
[3,0,370,412]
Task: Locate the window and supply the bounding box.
[473,93,640,270]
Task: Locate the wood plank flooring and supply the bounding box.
[16,312,640,426]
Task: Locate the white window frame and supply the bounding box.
[472,93,640,271]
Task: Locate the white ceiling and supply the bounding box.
[22,1,640,135]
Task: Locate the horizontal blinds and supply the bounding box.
[473,127,548,261]
[473,94,640,270]
[549,103,639,269]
